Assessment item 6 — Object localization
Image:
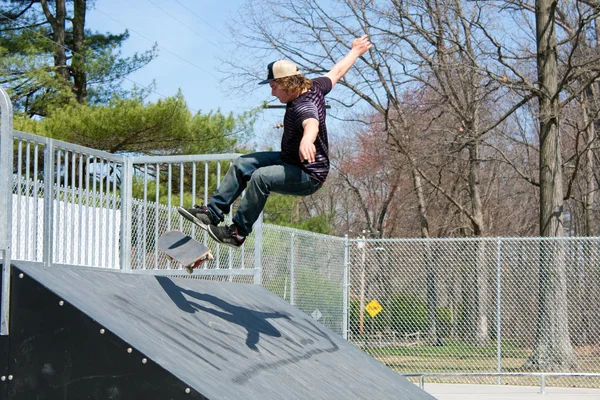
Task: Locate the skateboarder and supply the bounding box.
[179,35,372,247]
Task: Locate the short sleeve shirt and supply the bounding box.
[280,77,333,182]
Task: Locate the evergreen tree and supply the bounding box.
[0,0,156,116]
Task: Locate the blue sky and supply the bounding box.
[86,0,282,145]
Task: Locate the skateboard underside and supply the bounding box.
[158,230,214,274]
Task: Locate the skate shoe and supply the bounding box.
[177,205,214,229]
[207,224,246,248]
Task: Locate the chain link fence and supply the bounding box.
[260,225,346,334]
[346,237,600,388]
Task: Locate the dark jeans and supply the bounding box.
[207,152,322,236]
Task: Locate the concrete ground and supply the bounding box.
[424,383,600,399]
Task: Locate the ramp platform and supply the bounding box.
[3,264,434,399]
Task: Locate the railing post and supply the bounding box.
[0,86,14,336]
[290,232,295,306]
[120,158,133,272]
[253,212,263,285]
[43,140,55,267]
[343,234,350,340]
[540,374,546,394]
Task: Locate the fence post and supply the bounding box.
[0,86,14,336]
[343,234,350,340]
[290,232,295,306]
[120,158,133,272]
[253,212,263,285]
[496,238,503,385]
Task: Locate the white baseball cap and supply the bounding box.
[258,60,301,85]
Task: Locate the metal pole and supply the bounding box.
[540,374,546,394]
[120,158,133,272]
[290,232,295,306]
[0,87,13,253]
[0,86,14,336]
[343,234,350,340]
[497,238,502,385]
[358,235,366,334]
[43,140,55,267]
[253,212,263,285]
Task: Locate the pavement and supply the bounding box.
[424,383,600,399]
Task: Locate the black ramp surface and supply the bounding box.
[15,264,435,400]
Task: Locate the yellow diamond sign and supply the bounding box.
[365,299,383,318]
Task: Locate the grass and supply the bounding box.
[355,340,600,388]
[363,339,528,359]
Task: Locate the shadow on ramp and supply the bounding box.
[156,276,290,351]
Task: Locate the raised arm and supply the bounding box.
[325,35,372,88]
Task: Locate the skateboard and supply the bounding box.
[158,230,214,274]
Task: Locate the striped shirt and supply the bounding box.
[280,77,333,183]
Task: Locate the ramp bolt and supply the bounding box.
[1,376,5,381]
[18,273,23,279]
[142,358,147,364]
[127,348,133,353]
[185,388,191,394]
[58,300,64,306]
[100,329,105,334]
[7,375,12,381]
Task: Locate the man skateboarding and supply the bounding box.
[179,35,372,247]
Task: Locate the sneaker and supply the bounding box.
[177,205,214,229]
[207,224,246,248]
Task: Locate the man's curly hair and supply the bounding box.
[275,75,313,98]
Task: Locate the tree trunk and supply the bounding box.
[467,140,490,347]
[525,0,577,370]
[583,99,595,236]
[411,166,440,345]
[40,0,70,82]
[72,0,87,102]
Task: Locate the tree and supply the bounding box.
[522,0,577,370]
[334,117,405,239]
[0,0,157,116]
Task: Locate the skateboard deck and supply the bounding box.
[158,230,214,274]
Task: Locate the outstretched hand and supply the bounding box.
[324,34,372,88]
[352,35,372,56]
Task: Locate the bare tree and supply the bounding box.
[333,119,406,239]
[502,0,600,370]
